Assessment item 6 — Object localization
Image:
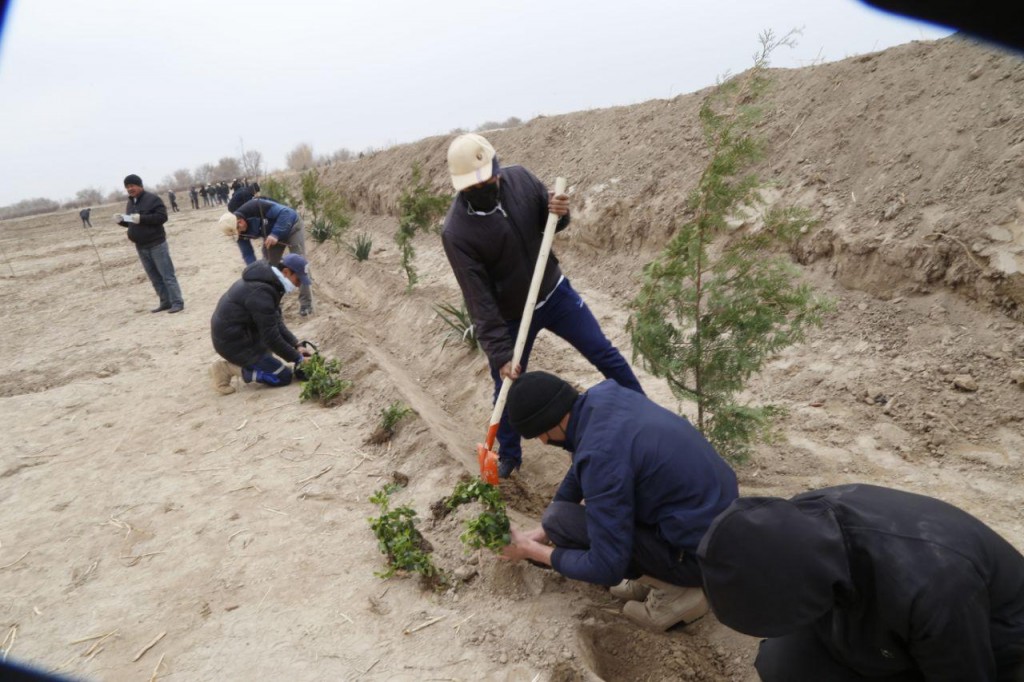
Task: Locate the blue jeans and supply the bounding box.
[541,500,703,587]
[241,355,294,387]
[136,241,183,307]
[490,278,643,466]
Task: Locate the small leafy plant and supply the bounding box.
[434,300,479,352]
[445,479,510,553]
[349,232,373,261]
[367,401,412,444]
[395,163,450,290]
[302,169,351,244]
[368,484,445,588]
[260,176,301,211]
[298,353,352,406]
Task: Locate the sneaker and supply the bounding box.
[299,306,313,317]
[168,304,184,314]
[497,459,520,479]
[210,360,241,395]
[622,585,709,631]
[151,303,171,313]
[610,579,652,602]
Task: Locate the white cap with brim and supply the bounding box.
[218,211,240,237]
[448,133,496,191]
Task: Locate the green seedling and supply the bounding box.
[368,484,446,588]
[434,300,479,352]
[349,232,372,261]
[445,479,510,553]
[298,353,352,406]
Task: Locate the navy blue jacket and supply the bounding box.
[232,198,300,264]
[210,261,301,366]
[119,190,168,247]
[550,380,738,585]
[441,165,569,368]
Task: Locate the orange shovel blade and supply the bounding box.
[477,443,499,485]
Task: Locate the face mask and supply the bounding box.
[463,182,500,212]
[273,267,297,294]
[545,425,572,451]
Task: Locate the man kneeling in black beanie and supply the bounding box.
[499,370,738,631]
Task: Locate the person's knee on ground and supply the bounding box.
[242,363,293,387]
[540,500,590,549]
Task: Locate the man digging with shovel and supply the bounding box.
[498,371,738,631]
[442,134,644,479]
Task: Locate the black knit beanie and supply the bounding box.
[507,371,579,439]
[123,174,143,187]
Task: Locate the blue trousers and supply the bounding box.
[242,355,293,387]
[135,241,183,307]
[490,278,643,466]
[541,500,703,587]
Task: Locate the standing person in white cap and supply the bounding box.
[209,253,314,394]
[441,133,645,478]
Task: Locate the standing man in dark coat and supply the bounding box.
[168,189,179,212]
[698,484,1024,681]
[79,207,92,227]
[499,371,738,631]
[217,197,313,316]
[441,134,644,478]
[189,186,199,210]
[209,254,313,394]
[116,174,184,313]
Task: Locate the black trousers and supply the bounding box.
[541,500,703,587]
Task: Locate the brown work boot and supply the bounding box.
[610,579,652,602]
[622,582,709,631]
[210,360,241,395]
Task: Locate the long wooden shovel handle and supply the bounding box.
[484,176,567,450]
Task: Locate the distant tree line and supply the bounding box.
[0,115,525,220]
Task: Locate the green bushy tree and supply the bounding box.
[628,30,831,462]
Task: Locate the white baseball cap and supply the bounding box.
[448,133,497,191]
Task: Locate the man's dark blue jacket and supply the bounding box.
[550,380,738,585]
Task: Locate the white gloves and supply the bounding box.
[127,213,141,224]
[113,213,123,223]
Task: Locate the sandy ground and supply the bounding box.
[3,34,1024,682]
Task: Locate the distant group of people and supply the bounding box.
[107,132,1024,681]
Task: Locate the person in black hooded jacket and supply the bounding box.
[208,254,314,394]
[697,484,1024,681]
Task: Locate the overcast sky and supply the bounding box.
[0,0,950,207]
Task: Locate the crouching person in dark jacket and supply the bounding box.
[209,254,314,394]
[698,484,1024,682]
[499,371,738,632]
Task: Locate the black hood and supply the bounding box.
[242,260,285,293]
[697,496,851,637]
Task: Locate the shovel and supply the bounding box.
[478,177,567,484]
